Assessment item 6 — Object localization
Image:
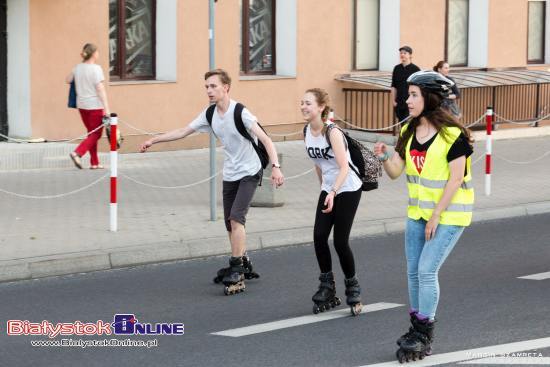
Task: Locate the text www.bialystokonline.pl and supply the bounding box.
[30,338,158,348]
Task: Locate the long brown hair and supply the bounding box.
[305,88,331,135]
[395,89,473,159]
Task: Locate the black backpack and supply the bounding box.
[206,103,269,169]
[303,123,382,191]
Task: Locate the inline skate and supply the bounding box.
[213,254,260,284]
[396,317,435,363]
[344,276,363,316]
[396,312,418,346]
[222,256,246,295]
[312,272,341,314]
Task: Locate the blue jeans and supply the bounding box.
[405,218,465,320]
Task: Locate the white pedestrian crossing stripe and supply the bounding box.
[518,271,550,280]
[211,302,403,337]
[359,336,550,366]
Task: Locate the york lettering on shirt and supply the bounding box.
[307,147,334,160]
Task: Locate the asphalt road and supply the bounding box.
[0,214,549,367]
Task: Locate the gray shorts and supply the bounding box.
[222,170,261,232]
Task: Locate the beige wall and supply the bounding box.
[30,0,108,140]
[400,0,446,70]
[25,0,550,145]
[488,0,529,68]
[28,0,353,146]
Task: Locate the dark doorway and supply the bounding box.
[0,0,7,141]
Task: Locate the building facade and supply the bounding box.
[3,0,550,148]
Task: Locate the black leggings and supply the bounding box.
[313,189,362,279]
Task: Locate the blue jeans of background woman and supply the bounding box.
[405,218,465,320]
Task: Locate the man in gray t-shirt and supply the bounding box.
[140,69,284,294]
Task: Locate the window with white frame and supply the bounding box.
[528,0,546,63]
[354,0,379,70]
[446,0,469,66]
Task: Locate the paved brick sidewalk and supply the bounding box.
[0,128,549,282]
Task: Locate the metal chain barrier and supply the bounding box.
[471,154,485,166]
[465,115,486,129]
[0,122,108,144]
[119,119,161,136]
[262,167,314,181]
[493,150,550,165]
[268,129,305,137]
[0,173,109,199]
[335,115,411,132]
[494,112,550,126]
[119,171,222,190]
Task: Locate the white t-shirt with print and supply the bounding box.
[73,63,105,110]
[189,99,262,181]
[304,124,362,194]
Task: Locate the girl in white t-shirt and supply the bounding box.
[66,43,111,169]
[302,88,363,316]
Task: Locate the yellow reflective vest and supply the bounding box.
[402,124,474,226]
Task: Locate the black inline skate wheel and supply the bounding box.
[335,298,342,306]
[313,305,320,314]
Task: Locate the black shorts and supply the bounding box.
[222,170,261,232]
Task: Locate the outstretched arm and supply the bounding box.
[140,126,196,152]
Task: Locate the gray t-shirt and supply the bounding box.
[189,100,261,181]
[73,63,105,110]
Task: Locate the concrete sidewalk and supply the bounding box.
[0,126,549,282]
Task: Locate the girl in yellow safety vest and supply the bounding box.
[374,70,474,363]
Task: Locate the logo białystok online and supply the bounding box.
[7,314,184,338]
[112,314,184,335]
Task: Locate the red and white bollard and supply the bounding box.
[109,113,118,232]
[485,107,493,196]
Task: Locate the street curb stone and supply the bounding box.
[1,202,548,284]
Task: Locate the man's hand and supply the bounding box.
[271,167,284,187]
[140,139,154,153]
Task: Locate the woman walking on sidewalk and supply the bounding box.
[374,71,474,363]
[66,43,111,169]
[433,61,461,118]
[302,88,363,316]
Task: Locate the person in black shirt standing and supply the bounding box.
[391,46,420,122]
